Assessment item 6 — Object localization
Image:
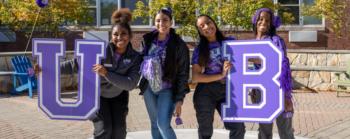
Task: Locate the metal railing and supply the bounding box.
[0,51,75,56]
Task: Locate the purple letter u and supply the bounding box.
[33,39,105,120]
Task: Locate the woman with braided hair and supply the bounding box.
[250,8,295,139]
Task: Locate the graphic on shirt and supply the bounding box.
[33,39,105,120]
[207,46,223,74]
[192,42,224,75]
[221,40,283,123]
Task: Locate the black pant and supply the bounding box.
[91,91,129,139]
[193,82,246,139]
[258,114,294,139]
[250,89,295,139]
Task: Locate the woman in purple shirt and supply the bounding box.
[192,14,246,139]
[250,8,295,139]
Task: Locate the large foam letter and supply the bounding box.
[33,39,105,120]
[222,40,283,123]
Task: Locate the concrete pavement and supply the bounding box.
[0,90,350,139]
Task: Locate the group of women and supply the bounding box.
[35,7,295,139]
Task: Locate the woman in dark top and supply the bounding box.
[138,7,190,139]
[35,8,142,139]
[89,8,142,139]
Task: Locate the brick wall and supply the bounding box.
[1,29,348,52]
[0,31,83,52]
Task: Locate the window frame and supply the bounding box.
[79,0,325,31]
[274,0,325,31]
[93,0,153,30]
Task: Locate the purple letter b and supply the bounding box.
[222,40,284,123]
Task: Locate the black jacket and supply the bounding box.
[139,28,190,102]
[61,42,142,98]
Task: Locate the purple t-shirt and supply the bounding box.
[191,41,227,75]
[148,34,170,64]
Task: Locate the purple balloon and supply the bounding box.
[175,117,183,125]
[36,0,48,8]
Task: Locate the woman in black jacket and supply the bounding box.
[138,7,190,139]
[90,8,142,139]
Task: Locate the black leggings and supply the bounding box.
[91,91,129,139]
[193,82,246,139]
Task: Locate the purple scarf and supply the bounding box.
[271,36,293,99]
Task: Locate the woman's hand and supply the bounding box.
[174,101,183,117]
[221,60,232,78]
[285,98,294,112]
[93,64,107,77]
[33,64,42,76]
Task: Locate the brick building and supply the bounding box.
[1,0,349,51]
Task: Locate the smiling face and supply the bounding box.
[155,12,172,35]
[196,16,217,41]
[111,25,130,49]
[257,11,271,35]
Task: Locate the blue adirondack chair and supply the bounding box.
[10,56,37,98]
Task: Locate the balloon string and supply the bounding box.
[25,8,42,53]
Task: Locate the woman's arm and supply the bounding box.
[276,37,293,99]
[173,41,190,117]
[174,41,190,102]
[192,64,223,83]
[192,61,231,83]
[103,56,142,91]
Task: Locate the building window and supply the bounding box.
[101,0,118,25]
[87,0,97,26]
[88,0,96,5]
[302,0,322,25]
[121,0,150,26]
[277,0,323,26]
[85,0,151,27]
[85,0,323,28]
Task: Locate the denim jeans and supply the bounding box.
[143,86,176,139]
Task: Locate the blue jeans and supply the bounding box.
[143,86,176,139]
